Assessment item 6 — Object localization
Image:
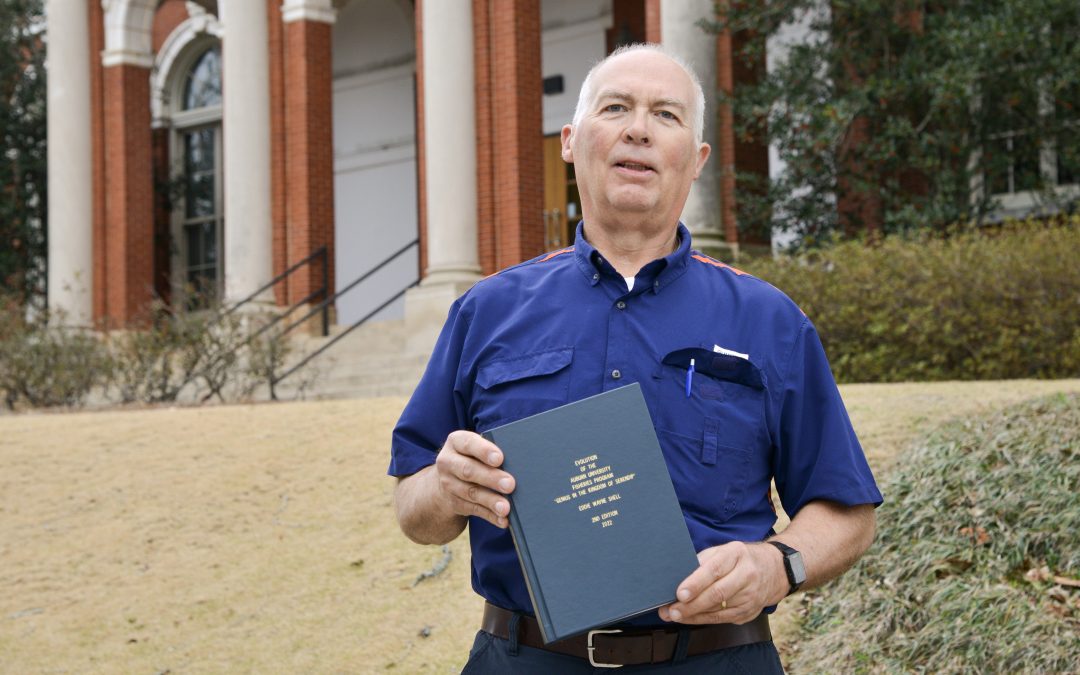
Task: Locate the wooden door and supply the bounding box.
[542,135,583,249]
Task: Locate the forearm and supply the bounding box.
[769,500,876,594]
[394,466,468,545]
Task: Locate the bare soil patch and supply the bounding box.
[2,379,1078,673]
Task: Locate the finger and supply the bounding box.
[446,430,506,468]
[447,492,509,529]
[667,580,740,624]
[674,544,741,605]
[437,441,516,495]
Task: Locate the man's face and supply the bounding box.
[561,51,710,230]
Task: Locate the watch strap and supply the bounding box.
[767,540,804,595]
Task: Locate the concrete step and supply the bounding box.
[270,317,430,400]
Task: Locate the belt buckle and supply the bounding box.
[587,628,624,668]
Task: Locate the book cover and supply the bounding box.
[481,382,699,644]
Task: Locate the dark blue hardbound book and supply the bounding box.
[481,382,698,644]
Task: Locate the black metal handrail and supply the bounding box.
[268,238,420,396]
[222,245,330,337]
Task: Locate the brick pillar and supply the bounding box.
[282,14,335,308]
[268,0,288,306]
[89,0,107,323]
[473,0,543,274]
[645,0,661,43]
[102,64,155,326]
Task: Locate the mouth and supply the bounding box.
[614,161,655,174]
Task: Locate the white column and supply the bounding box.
[220,1,274,304]
[421,0,480,285]
[405,0,480,353]
[45,0,93,325]
[661,0,724,251]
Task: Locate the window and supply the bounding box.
[170,44,223,309]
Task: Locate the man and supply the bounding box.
[390,44,881,672]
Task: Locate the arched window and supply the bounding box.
[183,46,221,110]
[171,44,223,309]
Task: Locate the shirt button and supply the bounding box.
[611,369,622,380]
[616,301,626,310]
[592,273,600,281]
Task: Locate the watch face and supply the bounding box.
[789,551,807,585]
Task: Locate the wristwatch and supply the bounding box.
[767,541,806,596]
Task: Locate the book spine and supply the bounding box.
[483,430,555,643]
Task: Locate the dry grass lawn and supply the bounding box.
[2,379,1079,674]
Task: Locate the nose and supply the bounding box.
[623,111,650,145]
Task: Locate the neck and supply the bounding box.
[583,219,679,278]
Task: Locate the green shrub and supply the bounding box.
[0,295,309,410]
[790,393,1080,673]
[738,217,1080,382]
[0,301,110,410]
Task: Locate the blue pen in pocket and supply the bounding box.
[685,358,695,398]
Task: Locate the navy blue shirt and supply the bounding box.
[390,222,882,621]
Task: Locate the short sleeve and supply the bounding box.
[387,299,472,477]
[772,319,883,515]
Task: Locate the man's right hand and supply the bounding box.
[433,430,516,529]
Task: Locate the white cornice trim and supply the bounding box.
[101,50,154,68]
[100,0,156,67]
[281,0,337,24]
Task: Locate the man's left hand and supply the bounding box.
[657,542,786,626]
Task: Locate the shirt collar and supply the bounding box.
[573,220,693,294]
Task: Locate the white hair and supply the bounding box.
[570,43,706,145]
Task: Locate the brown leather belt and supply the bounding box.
[481,602,772,668]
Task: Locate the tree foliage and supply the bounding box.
[0,0,46,307]
[710,0,1080,246]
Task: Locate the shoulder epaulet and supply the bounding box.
[690,252,751,276]
[482,247,574,280]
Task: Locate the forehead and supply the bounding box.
[589,51,695,106]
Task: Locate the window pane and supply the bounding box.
[184,130,216,218]
[183,46,222,111]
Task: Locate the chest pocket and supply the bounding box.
[472,347,574,431]
[651,348,769,526]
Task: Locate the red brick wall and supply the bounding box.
[473,0,495,275]
[152,0,189,53]
[88,0,107,323]
[268,0,288,305]
[645,0,661,43]
[102,65,154,327]
[473,0,543,275]
[283,19,336,306]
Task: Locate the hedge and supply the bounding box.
[738,217,1080,383]
[789,393,1080,672]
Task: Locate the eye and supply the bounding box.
[604,103,628,113]
[657,110,678,121]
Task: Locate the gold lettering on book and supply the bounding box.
[551,453,637,527]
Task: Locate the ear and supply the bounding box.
[560,124,574,163]
[692,142,712,180]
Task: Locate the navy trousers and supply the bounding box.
[460,629,786,674]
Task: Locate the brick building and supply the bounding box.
[45,0,777,345]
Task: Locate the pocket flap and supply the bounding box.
[661,347,765,390]
[476,347,574,390]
